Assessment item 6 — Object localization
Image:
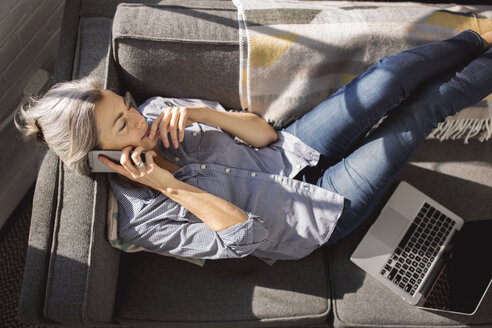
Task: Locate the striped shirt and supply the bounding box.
[109,97,344,265]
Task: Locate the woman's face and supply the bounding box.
[95,89,157,150]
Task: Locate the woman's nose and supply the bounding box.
[130,110,145,128]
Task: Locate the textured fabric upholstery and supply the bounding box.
[112,2,241,109]
[18,149,60,326]
[80,0,236,18]
[42,167,115,324]
[53,0,82,83]
[115,250,331,327]
[72,17,113,80]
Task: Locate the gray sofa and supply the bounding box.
[19,0,492,327]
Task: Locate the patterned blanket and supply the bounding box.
[233,0,492,142]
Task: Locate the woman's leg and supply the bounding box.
[283,30,485,165]
[321,46,492,246]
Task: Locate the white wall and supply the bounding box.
[0,0,65,230]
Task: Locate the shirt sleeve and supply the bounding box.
[138,96,229,120]
[215,212,269,256]
[121,213,268,260]
[109,176,268,260]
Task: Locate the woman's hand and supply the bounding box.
[149,106,208,149]
[98,146,174,190]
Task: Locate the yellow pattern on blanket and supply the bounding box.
[234,0,492,142]
[424,11,492,33]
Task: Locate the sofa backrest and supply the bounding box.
[112,1,241,109]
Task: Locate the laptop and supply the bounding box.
[350,181,492,315]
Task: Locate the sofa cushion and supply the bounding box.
[112,2,241,109]
[114,249,331,327]
[72,16,113,80]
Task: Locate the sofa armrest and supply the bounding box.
[20,151,121,326]
[19,0,122,324]
[42,164,120,325]
[53,0,82,84]
[44,17,122,325]
[19,1,82,324]
[18,149,61,326]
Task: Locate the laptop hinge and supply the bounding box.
[417,230,459,305]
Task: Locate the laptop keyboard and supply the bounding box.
[379,202,456,296]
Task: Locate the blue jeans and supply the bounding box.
[282,30,492,246]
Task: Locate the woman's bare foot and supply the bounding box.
[480,31,492,51]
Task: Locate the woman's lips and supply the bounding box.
[141,125,151,140]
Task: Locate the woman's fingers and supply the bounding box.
[160,107,187,148]
[120,146,140,176]
[149,111,164,139]
[98,146,137,177]
[98,147,159,182]
[178,107,189,142]
[169,107,179,148]
[131,146,145,168]
[159,109,172,148]
[98,154,127,176]
[144,150,157,171]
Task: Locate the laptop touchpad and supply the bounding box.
[370,207,409,248]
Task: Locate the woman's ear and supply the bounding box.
[125,91,138,108]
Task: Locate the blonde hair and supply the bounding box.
[15,76,104,175]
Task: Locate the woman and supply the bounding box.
[17,30,492,265]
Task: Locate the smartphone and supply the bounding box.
[87,150,145,173]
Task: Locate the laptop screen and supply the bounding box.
[422,219,492,314]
